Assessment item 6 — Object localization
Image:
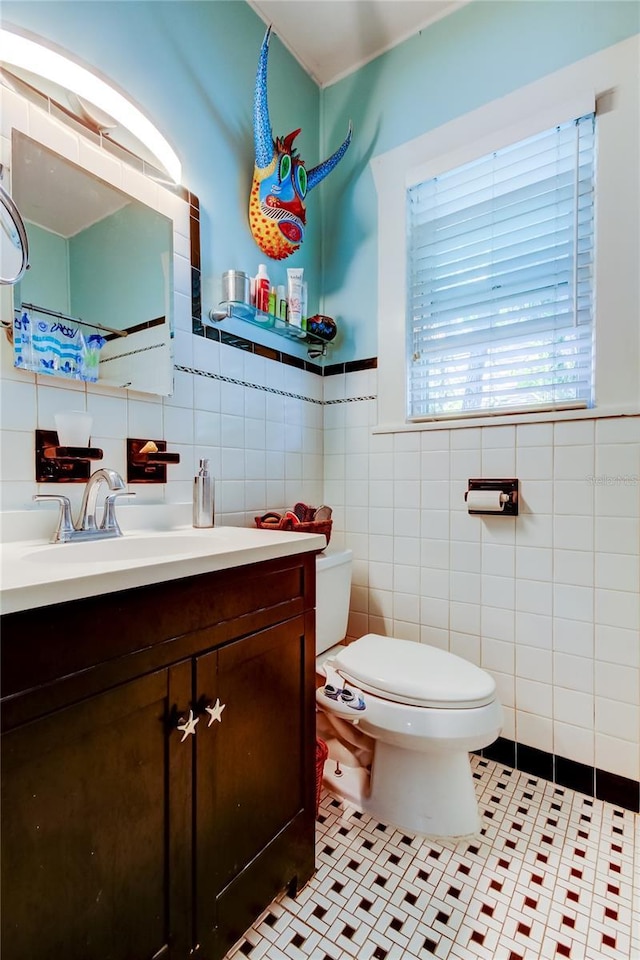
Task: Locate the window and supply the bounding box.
[372,36,639,432]
[406,114,596,421]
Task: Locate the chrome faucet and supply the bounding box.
[34,468,134,543]
[76,468,126,533]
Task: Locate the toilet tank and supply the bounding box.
[315,548,353,654]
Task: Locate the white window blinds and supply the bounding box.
[406,113,596,420]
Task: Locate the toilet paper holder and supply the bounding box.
[465,478,519,516]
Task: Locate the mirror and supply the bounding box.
[13,132,173,392]
[0,180,29,284]
[1,67,198,397]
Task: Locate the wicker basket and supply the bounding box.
[255,514,332,545]
[315,737,329,817]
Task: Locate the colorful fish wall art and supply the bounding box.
[250,26,352,261]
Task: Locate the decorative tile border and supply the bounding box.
[325,358,379,376]
[197,324,325,375]
[324,396,377,404]
[195,322,378,378]
[480,738,640,813]
[175,363,323,404]
[174,363,377,406]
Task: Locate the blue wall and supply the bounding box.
[2,1,322,320]
[70,203,170,329]
[17,224,69,314]
[319,0,640,362]
[5,1,638,363]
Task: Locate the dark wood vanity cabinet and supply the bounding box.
[0,552,318,960]
[1,660,193,960]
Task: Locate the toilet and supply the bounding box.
[315,548,503,837]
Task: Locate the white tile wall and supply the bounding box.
[1,344,638,787]
[327,370,640,785]
[0,332,325,530]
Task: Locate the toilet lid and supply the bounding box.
[334,634,496,708]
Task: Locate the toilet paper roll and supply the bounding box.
[466,490,505,513]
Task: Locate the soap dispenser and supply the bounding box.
[193,458,215,528]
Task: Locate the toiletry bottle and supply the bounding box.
[268,286,277,315]
[277,284,288,321]
[255,263,270,313]
[193,458,215,527]
[287,267,304,328]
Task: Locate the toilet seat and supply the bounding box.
[333,634,496,709]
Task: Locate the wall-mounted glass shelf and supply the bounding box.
[206,302,333,357]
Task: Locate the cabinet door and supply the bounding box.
[1,662,193,960]
[194,615,315,958]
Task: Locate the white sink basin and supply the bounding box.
[23,534,211,565]
[1,521,328,615]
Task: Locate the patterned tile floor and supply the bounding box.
[225,756,640,960]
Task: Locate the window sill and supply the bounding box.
[372,403,640,434]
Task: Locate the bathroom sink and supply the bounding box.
[1,517,328,615]
[22,533,220,565]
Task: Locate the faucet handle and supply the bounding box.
[101,491,136,535]
[33,494,75,543]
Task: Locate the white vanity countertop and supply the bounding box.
[0,520,326,615]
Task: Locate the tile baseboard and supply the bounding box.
[477,737,640,812]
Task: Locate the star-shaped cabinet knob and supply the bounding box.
[177,709,199,742]
[205,698,226,726]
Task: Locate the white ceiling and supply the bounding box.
[247,0,468,87]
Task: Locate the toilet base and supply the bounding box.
[322,744,370,808]
[362,741,480,837]
[319,710,485,837]
[322,733,481,837]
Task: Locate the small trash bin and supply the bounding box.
[315,738,328,817]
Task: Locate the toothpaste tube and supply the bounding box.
[287,268,304,328]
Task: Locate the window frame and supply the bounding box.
[371,35,640,433]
